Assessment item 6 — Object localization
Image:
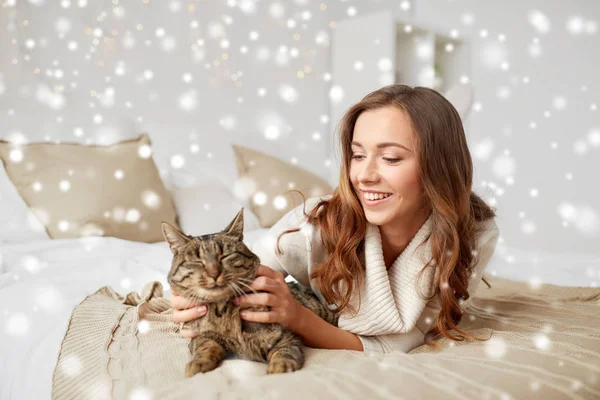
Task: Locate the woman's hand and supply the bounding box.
[171,291,207,339]
[233,265,305,332]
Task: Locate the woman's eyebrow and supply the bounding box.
[351,141,413,152]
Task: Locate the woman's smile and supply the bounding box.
[362,192,394,206]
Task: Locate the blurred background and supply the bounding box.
[1,0,599,266]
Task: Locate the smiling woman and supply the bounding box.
[250,84,499,354]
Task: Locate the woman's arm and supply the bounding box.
[291,305,364,351]
[236,265,364,351]
[292,306,426,354]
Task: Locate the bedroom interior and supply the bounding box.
[1,0,599,399]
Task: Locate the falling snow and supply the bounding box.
[0,2,599,396]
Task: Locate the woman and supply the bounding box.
[171,84,499,354]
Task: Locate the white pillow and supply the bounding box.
[170,180,262,237]
[0,162,50,243]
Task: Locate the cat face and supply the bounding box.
[161,208,260,303]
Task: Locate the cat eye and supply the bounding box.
[174,274,191,283]
[222,253,242,262]
[179,263,202,271]
[229,259,245,267]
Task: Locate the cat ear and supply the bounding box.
[223,208,244,239]
[161,222,191,253]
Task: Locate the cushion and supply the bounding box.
[170,179,262,236]
[231,144,333,228]
[0,133,180,243]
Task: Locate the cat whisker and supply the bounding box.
[182,289,205,304]
[238,278,254,286]
[237,281,259,297]
[227,280,240,293]
[228,282,245,297]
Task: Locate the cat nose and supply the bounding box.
[206,263,221,279]
[207,270,220,279]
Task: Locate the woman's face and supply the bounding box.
[349,106,427,227]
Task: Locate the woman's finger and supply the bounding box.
[235,292,275,307]
[240,310,276,323]
[180,329,198,339]
[256,265,284,281]
[173,304,208,323]
[172,294,204,311]
[247,276,279,291]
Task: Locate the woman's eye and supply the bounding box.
[352,154,401,163]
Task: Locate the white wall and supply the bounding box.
[325,0,600,256]
[1,0,599,257]
[0,0,332,191]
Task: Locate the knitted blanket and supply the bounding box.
[52,277,600,399]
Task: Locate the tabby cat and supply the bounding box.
[161,208,338,378]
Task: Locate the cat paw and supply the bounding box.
[185,358,218,377]
[267,359,300,374]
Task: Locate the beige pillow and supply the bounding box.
[0,133,180,243]
[232,144,333,228]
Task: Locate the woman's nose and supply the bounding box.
[357,159,380,183]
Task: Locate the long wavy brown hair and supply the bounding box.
[276,84,496,348]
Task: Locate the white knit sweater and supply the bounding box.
[249,196,500,354]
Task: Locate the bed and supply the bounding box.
[1,134,599,399]
[2,232,599,400]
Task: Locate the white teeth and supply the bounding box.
[364,192,391,201]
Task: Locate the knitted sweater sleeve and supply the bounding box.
[460,219,500,310]
[357,327,427,354]
[248,197,325,284]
